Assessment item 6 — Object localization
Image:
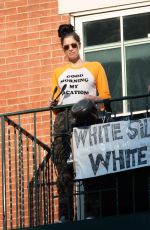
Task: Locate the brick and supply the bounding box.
[27,101,41,109]
[5,35,17,43]
[40,72,51,80]
[39,2,53,10]
[0,99,7,106]
[28,87,41,96]
[28,0,41,4]
[17,4,40,13]
[29,10,50,19]
[0,16,5,24]
[7,91,19,99]
[18,46,39,55]
[41,64,52,73]
[49,8,58,15]
[0,1,70,227]
[29,18,40,26]
[34,23,51,32]
[18,60,41,69]
[39,44,52,52]
[0,2,5,9]
[17,19,30,27]
[27,73,41,82]
[17,32,40,41]
[6,54,28,64]
[0,77,19,86]
[5,40,29,50]
[5,0,28,8]
[0,63,18,72]
[0,58,5,65]
[5,21,17,29]
[50,56,63,64]
[30,94,47,102]
[50,22,61,30]
[28,39,40,47]
[0,49,17,58]
[0,8,17,17]
[8,97,29,105]
[41,86,50,94]
[40,58,51,66]
[39,30,52,38]
[52,49,64,57]
[6,13,28,22]
[28,66,42,75]
[0,92,7,100]
[0,31,6,39]
[6,82,29,92]
[29,51,51,60]
[7,68,28,78]
[40,16,52,24]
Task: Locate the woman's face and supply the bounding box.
[62,35,80,62]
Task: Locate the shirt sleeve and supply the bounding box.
[51,69,60,102]
[96,63,111,99]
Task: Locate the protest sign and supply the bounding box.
[72,117,150,179]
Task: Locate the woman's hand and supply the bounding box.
[49,99,58,107]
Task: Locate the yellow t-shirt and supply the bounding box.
[51,61,111,105]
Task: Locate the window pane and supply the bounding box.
[126,43,150,111]
[124,12,150,41]
[85,48,122,113]
[83,18,120,47]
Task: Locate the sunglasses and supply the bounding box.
[63,43,78,51]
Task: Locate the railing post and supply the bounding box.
[33,112,38,225]
[50,107,54,223]
[1,116,7,230]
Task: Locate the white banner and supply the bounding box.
[72,117,150,179]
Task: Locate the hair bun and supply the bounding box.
[58,24,74,38]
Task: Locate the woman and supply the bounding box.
[51,24,111,222]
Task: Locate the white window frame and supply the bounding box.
[58,0,150,15]
[73,5,150,113]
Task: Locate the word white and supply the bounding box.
[89,146,147,175]
[74,118,150,148]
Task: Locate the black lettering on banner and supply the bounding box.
[112,123,123,140]
[88,152,111,175]
[127,121,138,139]
[138,146,147,165]
[144,119,150,138]
[112,150,125,171]
[139,119,145,138]
[103,124,110,142]
[137,119,150,138]
[89,126,97,146]
[125,149,136,168]
[74,128,88,148]
[98,126,103,143]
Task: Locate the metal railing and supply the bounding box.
[1,93,150,229]
[1,107,56,230]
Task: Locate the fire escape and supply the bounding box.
[1,94,150,230]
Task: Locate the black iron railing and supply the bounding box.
[1,93,150,230]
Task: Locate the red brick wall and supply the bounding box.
[0,0,70,229]
[0,0,69,114]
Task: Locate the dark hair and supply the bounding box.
[58,24,80,46]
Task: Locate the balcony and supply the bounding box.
[1,94,150,230]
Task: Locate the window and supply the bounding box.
[77,8,150,113]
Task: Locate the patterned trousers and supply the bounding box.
[53,109,74,220]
